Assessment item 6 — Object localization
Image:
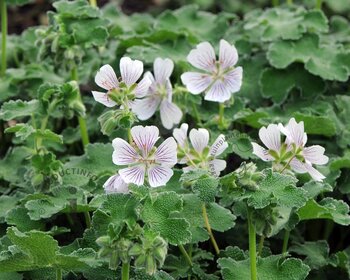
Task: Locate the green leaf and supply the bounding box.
[63,143,115,187]
[181,194,236,243]
[218,255,310,280]
[141,192,191,245]
[0,227,100,272]
[0,195,19,223]
[267,34,350,81]
[0,99,39,121]
[192,177,218,203]
[6,206,45,231]
[5,124,63,143]
[244,7,328,42]
[260,65,325,104]
[0,146,30,184]
[53,0,100,18]
[91,194,139,236]
[24,185,92,220]
[290,241,330,269]
[246,171,306,209]
[298,198,350,225]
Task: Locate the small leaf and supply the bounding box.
[298,198,350,225]
[218,255,310,280]
[0,99,39,121]
[141,192,191,245]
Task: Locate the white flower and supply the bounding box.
[92,57,151,108]
[251,118,329,182]
[112,125,177,188]
[181,39,243,103]
[173,124,228,176]
[251,124,282,162]
[103,174,129,194]
[279,118,329,182]
[132,58,183,130]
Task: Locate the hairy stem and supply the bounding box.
[121,262,130,280]
[202,203,220,255]
[0,0,7,76]
[179,244,193,267]
[287,0,293,5]
[258,235,265,256]
[89,0,97,7]
[247,207,257,280]
[71,66,90,147]
[272,0,279,6]
[282,230,290,254]
[315,0,322,9]
[218,103,225,129]
[56,269,62,280]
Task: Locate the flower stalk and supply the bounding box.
[0,0,7,76]
[316,0,322,9]
[218,103,225,129]
[56,268,62,280]
[70,66,90,147]
[282,230,290,254]
[121,262,130,280]
[89,0,97,7]
[179,244,193,267]
[202,203,220,255]
[247,207,257,280]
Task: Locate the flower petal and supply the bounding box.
[154,137,177,166]
[154,58,174,84]
[91,91,117,107]
[135,75,152,98]
[303,145,329,165]
[119,164,146,186]
[181,72,212,94]
[120,57,143,86]
[204,80,232,103]
[219,39,239,69]
[147,165,173,187]
[112,138,139,165]
[259,124,281,151]
[210,134,228,157]
[132,97,160,120]
[189,128,209,154]
[209,159,227,176]
[103,174,129,194]
[252,142,274,161]
[223,66,243,93]
[95,64,119,90]
[290,158,307,173]
[303,163,326,182]
[131,125,159,156]
[279,118,305,147]
[187,41,216,71]
[160,99,183,130]
[173,123,189,148]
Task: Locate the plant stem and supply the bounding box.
[89,0,97,7]
[218,103,225,129]
[272,0,279,6]
[84,211,91,228]
[121,262,130,280]
[315,0,322,9]
[258,235,265,256]
[287,0,293,5]
[247,207,257,280]
[56,269,62,280]
[202,203,220,255]
[0,0,7,76]
[179,244,193,266]
[282,230,290,254]
[191,101,202,126]
[70,66,90,147]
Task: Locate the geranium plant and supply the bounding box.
[1,0,350,280]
